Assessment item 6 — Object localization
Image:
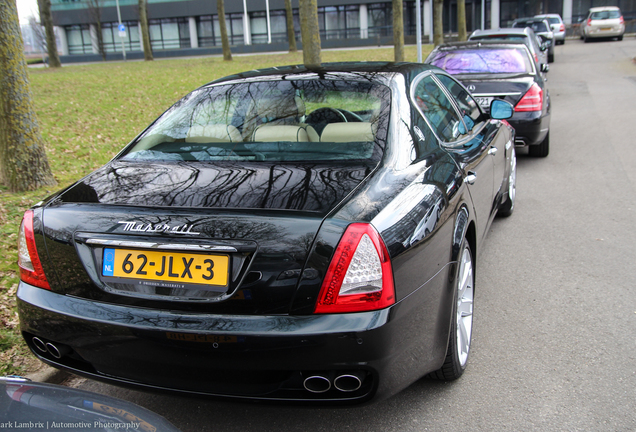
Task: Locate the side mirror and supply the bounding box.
[490,100,514,120]
[541,63,549,73]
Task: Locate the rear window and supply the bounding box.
[591,10,621,20]
[427,47,533,74]
[514,21,548,33]
[546,17,561,25]
[121,78,391,163]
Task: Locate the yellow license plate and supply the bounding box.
[102,248,229,287]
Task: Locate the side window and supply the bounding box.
[412,74,464,142]
[436,74,482,133]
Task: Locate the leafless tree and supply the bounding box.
[37,0,61,67]
[284,0,297,52]
[0,0,57,192]
[217,0,232,61]
[86,0,105,60]
[138,0,153,60]
[299,0,320,67]
[393,0,404,61]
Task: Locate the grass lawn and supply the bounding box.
[0,44,432,376]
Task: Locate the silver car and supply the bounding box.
[512,17,555,63]
[535,14,566,45]
[579,6,625,42]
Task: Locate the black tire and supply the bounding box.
[498,149,516,217]
[617,35,623,41]
[584,35,589,43]
[548,52,554,63]
[428,240,474,381]
[529,131,550,157]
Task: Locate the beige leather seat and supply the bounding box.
[186,124,242,143]
[252,125,309,142]
[320,122,374,142]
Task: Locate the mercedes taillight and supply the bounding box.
[515,83,543,112]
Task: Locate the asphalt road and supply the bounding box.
[76,38,636,431]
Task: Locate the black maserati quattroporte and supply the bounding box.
[17,62,516,404]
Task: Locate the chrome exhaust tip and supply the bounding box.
[303,375,332,393]
[45,342,69,359]
[334,371,365,392]
[32,337,47,353]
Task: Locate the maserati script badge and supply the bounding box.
[118,221,200,235]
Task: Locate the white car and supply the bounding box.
[579,6,625,42]
[535,14,566,45]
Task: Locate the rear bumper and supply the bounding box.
[509,110,550,146]
[586,25,625,38]
[17,281,445,404]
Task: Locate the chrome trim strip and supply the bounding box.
[473,92,522,97]
[85,239,237,252]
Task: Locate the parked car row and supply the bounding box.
[427,33,552,156]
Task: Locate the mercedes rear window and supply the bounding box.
[428,47,533,74]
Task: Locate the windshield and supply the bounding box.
[428,47,533,74]
[121,78,391,163]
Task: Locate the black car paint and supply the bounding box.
[18,63,514,404]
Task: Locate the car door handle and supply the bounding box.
[488,146,497,156]
[465,172,477,185]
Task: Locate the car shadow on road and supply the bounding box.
[77,376,458,432]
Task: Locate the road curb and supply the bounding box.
[25,366,70,384]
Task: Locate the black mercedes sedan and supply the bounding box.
[426,41,551,157]
[17,62,516,404]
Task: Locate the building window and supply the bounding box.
[66,24,91,55]
[197,13,245,47]
[101,21,140,53]
[368,3,392,38]
[149,18,190,50]
[318,5,360,39]
[250,10,288,44]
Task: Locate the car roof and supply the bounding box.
[435,40,530,50]
[535,14,562,19]
[514,17,549,23]
[209,61,439,86]
[470,27,534,37]
[588,6,621,12]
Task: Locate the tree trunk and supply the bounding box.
[284,0,297,52]
[299,0,321,68]
[392,0,404,62]
[433,0,444,46]
[138,0,153,61]
[37,0,61,67]
[87,0,105,60]
[0,0,57,192]
[457,0,467,41]
[217,0,232,61]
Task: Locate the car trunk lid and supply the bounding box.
[39,161,375,314]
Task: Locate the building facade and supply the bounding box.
[50,0,635,61]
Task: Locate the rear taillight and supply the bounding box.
[314,223,395,314]
[587,18,592,26]
[619,16,624,25]
[559,24,565,32]
[18,210,50,290]
[533,53,539,64]
[515,83,543,112]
